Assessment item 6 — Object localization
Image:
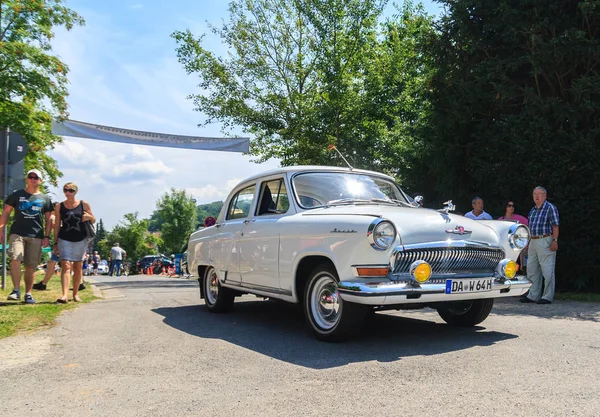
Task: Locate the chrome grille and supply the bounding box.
[391,245,504,277]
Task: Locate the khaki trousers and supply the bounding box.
[526,236,556,301]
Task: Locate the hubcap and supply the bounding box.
[205,269,219,305]
[310,274,341,330]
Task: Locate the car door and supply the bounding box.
[239,177,290,293]
[209,183,256,285]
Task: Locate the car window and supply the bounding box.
[293,172,408,208]
[227,185,256,220]
[256,179,289,216]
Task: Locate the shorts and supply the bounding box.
[50,252,60,262]
[8,234,43,267]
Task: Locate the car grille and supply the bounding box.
[391,246,505,279]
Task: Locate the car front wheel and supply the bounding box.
[203,266,234,313]
[303,264,366,342]
[436,298,494,326]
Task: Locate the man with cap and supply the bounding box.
[109,242,127,277]
[0,169,54,303]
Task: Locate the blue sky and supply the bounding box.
[49,0,441,229]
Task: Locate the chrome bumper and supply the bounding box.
[337,275,532,305]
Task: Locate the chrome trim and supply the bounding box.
[367,218,396,251]
[239,282,293,297]
[389,240,505,278]
[337,275,532,305]
[508,224,530,250]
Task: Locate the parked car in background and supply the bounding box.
[137,255,173,273]
[187,166,532,342]
[97,260,109,275]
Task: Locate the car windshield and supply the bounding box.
[292,172,409,209]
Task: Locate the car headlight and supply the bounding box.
[508,224,530,250]
[367,219,396,251]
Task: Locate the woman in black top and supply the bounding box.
[53,182,96,303]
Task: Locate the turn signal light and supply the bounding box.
[504,260,517,279]
[356,267,390,277]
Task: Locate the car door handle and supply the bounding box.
[243,219,255,224]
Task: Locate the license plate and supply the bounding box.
[445,278,492,294]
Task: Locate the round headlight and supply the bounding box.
[368,219,396,251]
[410,261,432,283]
[508,224,530,250]
[497,259,518,279]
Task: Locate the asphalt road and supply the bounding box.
[1,274,599,417]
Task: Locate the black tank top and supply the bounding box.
[58,201,86,242]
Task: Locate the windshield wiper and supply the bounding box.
[325,198,372,206]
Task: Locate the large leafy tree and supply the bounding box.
[173,0,392,167]
[419,0,600,290]
[152,189,197,256]
[0,0,84,185]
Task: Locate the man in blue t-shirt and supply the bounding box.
[0,169,54,304]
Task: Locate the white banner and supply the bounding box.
[51,119,249,153]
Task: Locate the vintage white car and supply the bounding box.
[187,166,532,341]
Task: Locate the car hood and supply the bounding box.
[303,205,500,246]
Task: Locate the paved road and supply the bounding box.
[1,274,599,417]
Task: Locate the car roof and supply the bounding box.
[238,165,396,184]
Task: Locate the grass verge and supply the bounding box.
[555,292,600,303]
[0,271,96,339]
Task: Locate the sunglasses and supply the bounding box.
[507,204,515,207]
[63,189,76,193]
[27,175,39,180]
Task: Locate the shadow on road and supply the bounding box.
[152,299,518,369]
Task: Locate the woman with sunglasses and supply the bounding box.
[498,200,529,225]
[498,200,529,272]
[53,182,96,303]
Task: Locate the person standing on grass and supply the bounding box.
[53,182,96,304]
[0,169,54,304]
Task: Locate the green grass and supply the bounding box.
[554,292,600,303]
[0,271,96,339]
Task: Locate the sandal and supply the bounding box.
[72,296,82,302]
[56,298,68,304]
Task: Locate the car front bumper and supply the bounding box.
[337,275,532,305]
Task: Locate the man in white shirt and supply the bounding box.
[464,197,492,220]
[109,242,127,277]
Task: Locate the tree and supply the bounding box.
[91,218,107,251]
[152,188,197,256]
[0,0,84,185]
[173,0,391,167]
[418,0,600,291]
[197,201,224,226]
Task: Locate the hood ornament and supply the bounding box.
[446,225,472,235]
[438,200,455,213]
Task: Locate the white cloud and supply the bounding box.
[46,2,285,229]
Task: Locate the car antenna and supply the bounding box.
[328,144,354,170]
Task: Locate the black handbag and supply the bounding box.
[82,220,96,239]
[81,200,96,238]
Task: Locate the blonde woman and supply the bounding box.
[53,182,96,303]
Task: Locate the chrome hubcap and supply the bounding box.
[311,274,341,330]
[205,269,219,305]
